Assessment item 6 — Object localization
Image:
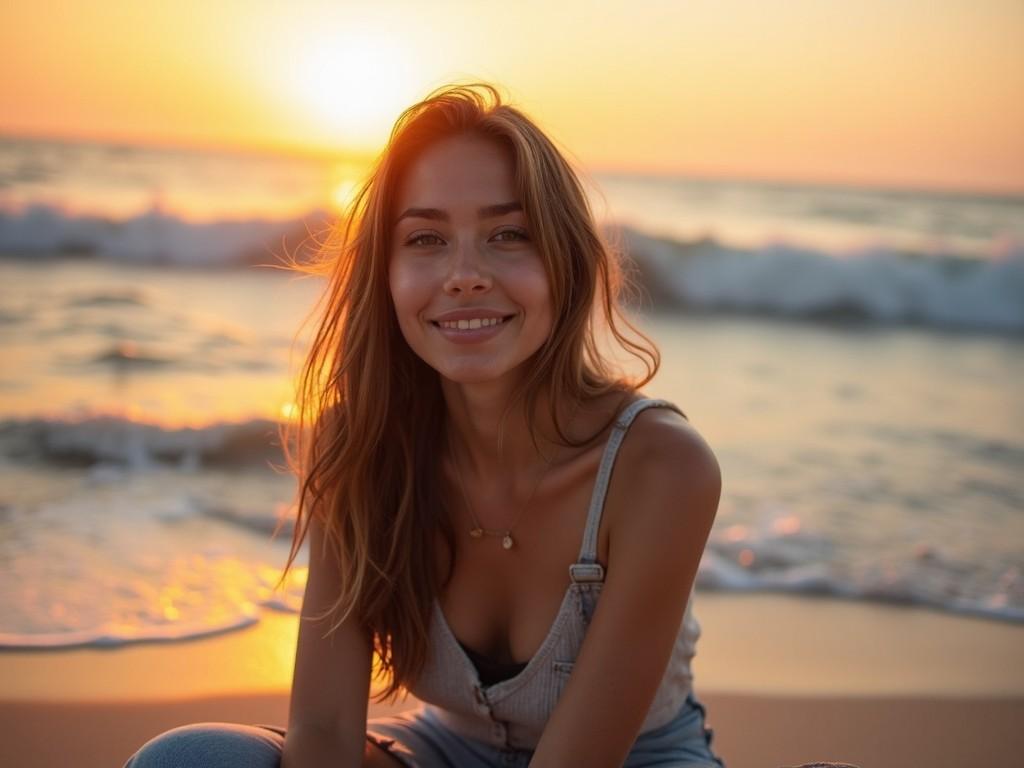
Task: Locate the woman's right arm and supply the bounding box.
[281,513,373,767]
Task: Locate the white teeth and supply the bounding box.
[438,316,507,330]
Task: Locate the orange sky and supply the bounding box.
[1,0,1022,193]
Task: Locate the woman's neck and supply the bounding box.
[441,378,569,486]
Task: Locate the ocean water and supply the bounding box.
[0,135,1021,651]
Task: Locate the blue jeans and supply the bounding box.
[123,692,725,767]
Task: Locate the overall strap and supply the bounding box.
[568,398,688,584]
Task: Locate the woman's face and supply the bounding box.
[388,134,553,387]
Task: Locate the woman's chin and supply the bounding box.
[437,363,525,389]
[440,370,506,386]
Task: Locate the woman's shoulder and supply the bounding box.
[611,391,700,449]
[607,394,721,529]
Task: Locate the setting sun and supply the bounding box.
[282,29,419,150]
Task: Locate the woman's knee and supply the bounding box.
[123,722,283,768]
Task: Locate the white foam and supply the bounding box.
[621,227,1024,334]
[696,520,1024,624]
[0,203,320,266]
[0,414,282,470]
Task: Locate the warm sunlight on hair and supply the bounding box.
[285,30,419,149]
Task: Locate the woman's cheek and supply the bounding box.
[390,261,425,309]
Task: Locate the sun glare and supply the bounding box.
[330,179,359,212]
[287,31,417,150]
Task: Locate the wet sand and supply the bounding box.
[2,594,1022,768]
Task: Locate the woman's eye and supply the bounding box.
[406,233,444,247]
[493,228,529,242]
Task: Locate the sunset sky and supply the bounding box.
[2,0,1022,193]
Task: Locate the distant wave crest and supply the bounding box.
[0,414,284,469]
[0,202,319,266]
[621,227,1024,335]
[2,203,1022,334]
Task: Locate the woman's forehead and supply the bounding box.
[393,135,518,215]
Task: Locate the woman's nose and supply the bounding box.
[443,242,492,295]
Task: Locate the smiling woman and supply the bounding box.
[122,83,726,768]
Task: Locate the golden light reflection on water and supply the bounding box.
[260,563,306,592]
[1,383,302,432]
[370,654,398,699]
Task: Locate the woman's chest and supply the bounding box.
[434,444,613,665]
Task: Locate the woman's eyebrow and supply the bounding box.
[394,201,522,226]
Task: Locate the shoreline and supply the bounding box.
[3,593,1022,702]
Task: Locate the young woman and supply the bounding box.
[123,83,725,768]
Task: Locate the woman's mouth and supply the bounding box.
[431,315,513,330]
[430,314,516,343]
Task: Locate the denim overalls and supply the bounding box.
[366,398,724,767]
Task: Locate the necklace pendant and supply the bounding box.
[469,527,484,539]
[502,534,514,550]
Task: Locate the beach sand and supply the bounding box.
[1,593,1022,768]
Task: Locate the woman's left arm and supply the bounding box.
[529,415,722,768]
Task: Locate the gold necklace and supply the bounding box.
[449,406,578,550]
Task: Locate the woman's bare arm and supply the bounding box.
[529,411,721,767]
[281,513,374,767]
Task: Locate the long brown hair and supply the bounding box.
[274,82,659,703]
